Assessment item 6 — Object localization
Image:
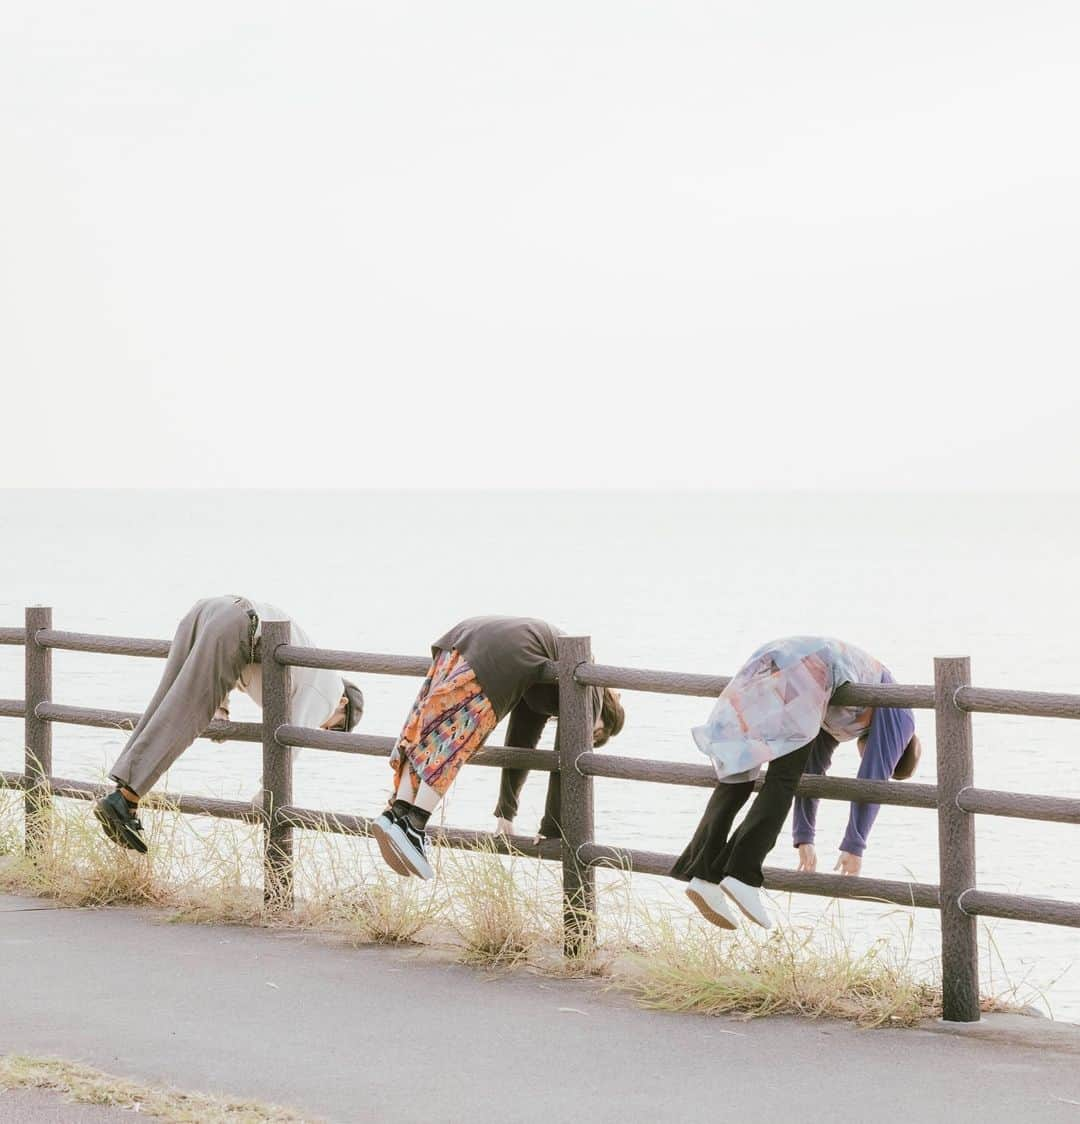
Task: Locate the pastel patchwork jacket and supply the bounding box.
[692,642,908,773]
[691,636,915,855]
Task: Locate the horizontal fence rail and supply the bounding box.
[959,889,1080,929]
[35,630,172,659]
[578,842,944,910]
[273,725,559,771]
[275,645,435,678]
[2,610,1078,1022]
[954,687,1080,720]
[37,701,263,743]
[0,771,566,859]
[10,625,1071,714]
[576,751,941,808]
[957,787,1080,825]
[569,663,939,707]
[0,771,264,824]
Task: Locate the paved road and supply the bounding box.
[1,894,1078,1123]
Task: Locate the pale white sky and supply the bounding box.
[1,2,1077,489]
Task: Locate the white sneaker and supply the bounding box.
[721,876,774,929]
[685,878,740,930]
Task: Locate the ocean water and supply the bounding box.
[1,489,1077,1017]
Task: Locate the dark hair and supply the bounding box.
[892,734,921,780]
[592,688,625,748]
[343,680,364,731]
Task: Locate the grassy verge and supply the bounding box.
[621,902,942,1026]
[0,789,264,918]
[443,838,562,967]
[0,791,1030,1027]
[0,1055,316,1123]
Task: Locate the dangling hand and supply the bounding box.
[797,843,817,872]
[834,851,862,876]
[495,817,514,836]
[209,706,230,743]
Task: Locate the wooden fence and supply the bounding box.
[2,607,1079,1023]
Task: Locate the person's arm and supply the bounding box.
[207,686,236,743]
[494,699,550,830]
[213,693,232,723]
[792,732,837,869]
[838,706,916,864]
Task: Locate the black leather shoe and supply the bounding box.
[94,790,148,854]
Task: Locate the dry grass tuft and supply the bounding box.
[620,899,941,1027]
[0,802,21,858]
[0,797,163,908]
[0,1054,317,1122]
[305,874,443,946]
[0,790,264,918]
[443,838,560,967]
[290,823,444,944]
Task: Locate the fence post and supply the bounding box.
[24,606,53,854]
[557,635,595,958]
[934,656,980,1022]
[261,619,294,910]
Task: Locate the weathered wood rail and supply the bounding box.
[2,609,1079,1022]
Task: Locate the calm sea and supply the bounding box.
[1,490,1077,1017]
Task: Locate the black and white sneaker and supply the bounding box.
[370,810,414,877]
[94,790,148,854]
[372,808,434,880]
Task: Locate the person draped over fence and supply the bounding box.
[94,596,363,853]
[370,615,625,880]
[672,635,921,930]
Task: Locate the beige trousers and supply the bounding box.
[109,597,255,796]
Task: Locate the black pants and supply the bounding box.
[670,736,821,888]
[494,694,563,838]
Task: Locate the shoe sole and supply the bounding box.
[721,883,773,929]
[93,801,148,854]
[369,817,414,877]
[686,887,738,930]
[383,821,434,880]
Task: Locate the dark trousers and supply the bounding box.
[671,736,820,888]
[494,694,562,838]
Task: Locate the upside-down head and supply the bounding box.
[592,687,625,748]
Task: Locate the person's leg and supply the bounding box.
[670,780,756,883]
[394,658,491,814]
[374,651,495,878]
[108,598,251,798]
[536,771,562,841]
[495,700,549,833]
[391,703,493,829]
[375,655,453,876]
[384,657,434,803]
[108,599,210,798]
[98,598,246,852]
[719,740,815,887]
[408,781,441,812]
